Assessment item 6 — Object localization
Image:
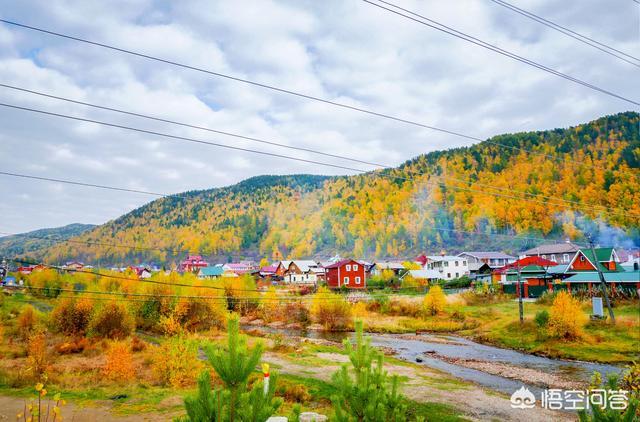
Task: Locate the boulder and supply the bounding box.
[299,412,328,422]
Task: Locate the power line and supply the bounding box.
[0,171,165,197]
[488,0,640,67]
[2,101,635,219]
[3,83,629,218]
[361,0,639,106]
[0,19,631,164]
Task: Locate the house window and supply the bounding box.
[551,255,557,262]
[580,255,585,262]
[563,254,569,263]
[542,255,546,259]
[355,276,361,284]
[444,262,449,267]
[447,273,451,278]
[353,264,358,271]
[455,273,459,278]
[455,261,459,267]
[344,276,349,285]
[346,265,351,271]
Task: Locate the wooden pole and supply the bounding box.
[517,260,524,324]
[588,236,615,324]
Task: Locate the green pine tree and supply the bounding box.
[331,320,407,422]
[177,314,282,422]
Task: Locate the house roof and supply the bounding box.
[374,262,405,270]
[425,255,464,262]
[564,271,640,283]
[494,256,558,274]
[571,249,622,273]
[522,242,581,255]
[260,265,278,273]
[459,252,516,259]
[468,262,492,272]
[324,259,359,269]
[199,266,224,276]
[289,260,318,272]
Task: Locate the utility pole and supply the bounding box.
[516,260,524,323]
[588,235,615,324]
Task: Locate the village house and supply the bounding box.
[198,265,224,279]
[561,248,639,292]
[63,261,85,271]
[399,269,441,284]
[284,260,322,284]
[457,252,516,269]
[17,264,47,275]
[371,262,405,277]
[520,241,581,264]
[495,256,558,298]
[423,255,470,281]
[179,255,209,273]
[324,259,366,289]
[222,262,252,276]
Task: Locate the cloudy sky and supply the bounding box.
[0,0,638,234]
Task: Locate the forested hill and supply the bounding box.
[31,112,640,264]
[0,223,95,259]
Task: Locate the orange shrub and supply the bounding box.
[17,305,38,339]
[130,336,147,352]
[352,302,368,318]
[103,341,135,381]
[50,298,94,336]
[88,302,135,339]
[55,337,91,355]
[548,291,586,339]
[172,298,226,332]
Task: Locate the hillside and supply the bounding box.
[30,112,640,265]
[0,223,95,258]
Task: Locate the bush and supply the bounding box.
[385,298,422,317]
[443,276,472,289]
[534,310,550,328]
[50,298,94,336]
[619,362,640,397]
[536,290,559,305]
[548,291,586,339]
[260,287,282,322]
[423,285,446,316]
[130,336,147,353]
[172,298,226,332]
[88,302,135,339]
[17,305,39,339]
[310,287,352,330]
[151,337,203,388]
[103,341,135,381]
[282,301,310,326]
[55,337,91,355]
[276,379,311,403]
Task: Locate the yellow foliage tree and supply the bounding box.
[548,291,586,339]
[310,287,352,330]
[260,286,282,322]
[423,285,446,316]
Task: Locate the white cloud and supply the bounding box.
[0,0,637,233]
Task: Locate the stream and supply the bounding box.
[245,325,623,398]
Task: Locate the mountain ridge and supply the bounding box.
[6,112,639,265]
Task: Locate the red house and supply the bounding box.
[179,255,209,273]
[324,259,366,289]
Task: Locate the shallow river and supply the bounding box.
[246,325,623,397]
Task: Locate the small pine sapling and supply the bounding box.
[331,320,407,421]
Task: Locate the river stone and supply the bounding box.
[284,322,302,329]
[248,318,264,326]
[299,412,328,422]
[268,320,285,327]
[266,417,288,422]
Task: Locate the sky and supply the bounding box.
[0,0,638,234]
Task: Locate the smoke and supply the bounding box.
[556,211,639,249]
